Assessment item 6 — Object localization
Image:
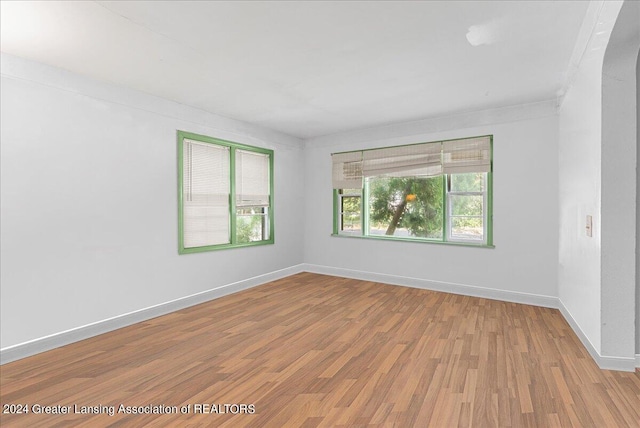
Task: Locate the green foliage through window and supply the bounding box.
[368,176,443,239]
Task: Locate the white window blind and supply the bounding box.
[333,136,491,189]
[362,143,442,178]
[236,150,270,207]
[183,140,230,248]
[332,151,363,189]
[443,136,491,174]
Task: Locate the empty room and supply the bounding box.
[1,1,639,427]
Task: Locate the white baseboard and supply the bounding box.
[0,264,305,365]
[303,264,638,372]
[558,300,637,372]
[3,264,637,373]
[302,263,559,309]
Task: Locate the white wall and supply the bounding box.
[557,38,604,354]
[0,54,305,350]
[303,103,559,301]
[558,0,639,368]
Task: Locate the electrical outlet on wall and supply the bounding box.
[586,215,592,237]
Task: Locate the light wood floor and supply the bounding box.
[1,273,639,427]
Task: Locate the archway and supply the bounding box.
[600,0,639,363]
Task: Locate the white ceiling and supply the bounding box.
[0,1,589,139]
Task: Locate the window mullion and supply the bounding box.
[362,181,368,236]
[269,152,274,242]
[333,190,339,235]
[443,174,448,242]
[485,172,491,246]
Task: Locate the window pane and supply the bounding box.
[450,172,485,192]
[367,176,443,239]
[236,150,270,207]
[450,217,484,241]
[183,141,230,248]
[341,196,361,233]
[341,188,361,196]
[236,207,268,243]
[450,194,483,216]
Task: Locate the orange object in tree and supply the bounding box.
[406,194,417,202]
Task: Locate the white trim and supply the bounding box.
[304,264,637,372]
[557,300,601,364]
[596,355,638,372]
[557,0,606,105]
[558,300,637,372]
[0,264,305,365]
[302,263,559,309]
[4,265,636,372]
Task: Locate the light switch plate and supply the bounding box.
[586,215,592,237]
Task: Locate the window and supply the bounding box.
[178,131,273,253]
[338,189,362,235]
[332,136,492,246]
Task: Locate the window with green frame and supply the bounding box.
[178,130,274,254]
[332,136,493,246]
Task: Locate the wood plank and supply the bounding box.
[1,272,639,427]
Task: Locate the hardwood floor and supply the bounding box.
[1,272,639,427]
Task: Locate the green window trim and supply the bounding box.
[178,130,274,254]
[331,135,493,248]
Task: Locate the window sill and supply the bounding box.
[330,233,495,249]
[179,239,274,254]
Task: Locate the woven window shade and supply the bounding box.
[183,140,230,248]
[443,136,491,174]
[332,151,363,189]
[236,150,270,207]
[362,143,442,178]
